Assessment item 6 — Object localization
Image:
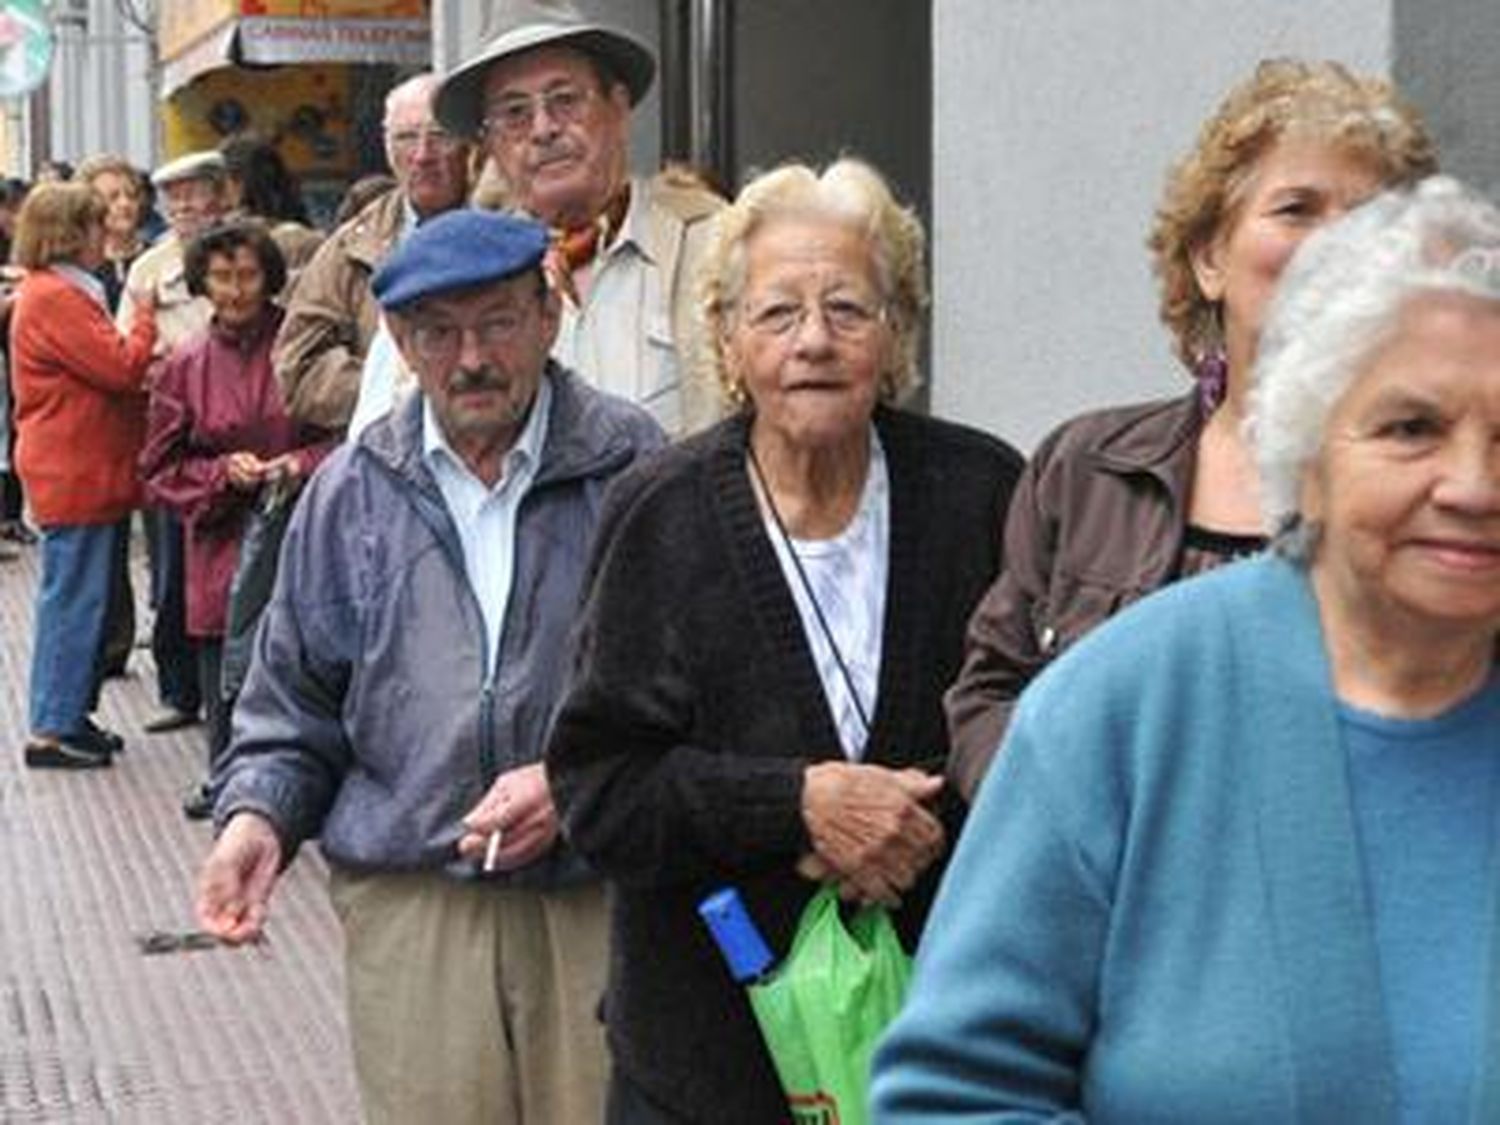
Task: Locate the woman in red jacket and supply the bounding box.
[140,220,332,816]
[12,182,155,768]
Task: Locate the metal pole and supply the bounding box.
[688,0,732,192]
[28,82,49,172]
[657,0,691,164]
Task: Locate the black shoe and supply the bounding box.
[182,785,215,821]
[24,736,113,770]
[144,708,200,734]
[81,718,125,755]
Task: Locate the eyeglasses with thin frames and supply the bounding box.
[385,123,465,153]
[408,308,536,364]
[738,295,887,340]
[482,85,596,140]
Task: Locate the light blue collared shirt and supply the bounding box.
[422,377,552,677]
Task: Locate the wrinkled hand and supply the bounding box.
[196,812,283,945]
[801,762,945,907]
[456,763,559,873]
[224,451,268,490]
[260,452,304,484]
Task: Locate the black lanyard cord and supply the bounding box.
[747,445,874,742]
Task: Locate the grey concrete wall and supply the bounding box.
[932,1,1391,451]
[1393,0,1500,199]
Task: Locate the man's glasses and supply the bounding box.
[739,295,886,340]
[482,85,595,140]
[385,124,465,154]
[408,311,532,363]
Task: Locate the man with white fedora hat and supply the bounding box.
[435,0,723,437]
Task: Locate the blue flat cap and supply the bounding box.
[373,208,550,311]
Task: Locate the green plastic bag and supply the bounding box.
[748,886,912,1125]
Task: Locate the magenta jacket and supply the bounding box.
[140,305,333,638]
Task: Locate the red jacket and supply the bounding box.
[11,267,156,525]
[139,305,333,638]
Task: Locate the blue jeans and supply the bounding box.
[30,522,121,735]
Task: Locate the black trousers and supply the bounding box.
[196,639,231,776]
[146,508,200,714]
[100,514,135,675]
[1,470,21,522]
[605,1068,693,1125]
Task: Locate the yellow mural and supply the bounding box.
[162,64,352,175]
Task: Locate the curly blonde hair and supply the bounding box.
[698,158,928,409]
[1147,58,1437,373]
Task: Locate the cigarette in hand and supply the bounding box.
[482,829,503,873]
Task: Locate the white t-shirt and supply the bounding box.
[761,432,889,760]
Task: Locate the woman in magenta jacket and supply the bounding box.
[140,219,332,816]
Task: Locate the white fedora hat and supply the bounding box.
[434,0,656,138]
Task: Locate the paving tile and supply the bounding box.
[0,537,361,1123]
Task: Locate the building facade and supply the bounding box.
[9,0,1499,449]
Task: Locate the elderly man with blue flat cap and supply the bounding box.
[194,208,664,1124]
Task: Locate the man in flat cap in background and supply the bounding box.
[195,208,664,1124]
[119,150,227,370]
[118,151,234,751]
[274,72,473,434]
[435,0,723,437]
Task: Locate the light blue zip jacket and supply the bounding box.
[215,363,665,885]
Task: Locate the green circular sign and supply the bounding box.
[0,0,52,99]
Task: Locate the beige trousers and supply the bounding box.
[328,868,610,1125]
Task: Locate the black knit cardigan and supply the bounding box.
[547,405,1024,1124]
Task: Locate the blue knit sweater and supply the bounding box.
[872,555,1500,1123]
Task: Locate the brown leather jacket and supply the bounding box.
[272,190,404,432]
[944,392,1204,799]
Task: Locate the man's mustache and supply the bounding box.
[450,366,508,393]
[532,142,579,165]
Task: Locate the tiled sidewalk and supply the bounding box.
[0,539,360,1123]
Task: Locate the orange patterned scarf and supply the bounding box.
[544,186,631,306]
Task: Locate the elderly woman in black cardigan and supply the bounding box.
[546,158,1025,1125]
